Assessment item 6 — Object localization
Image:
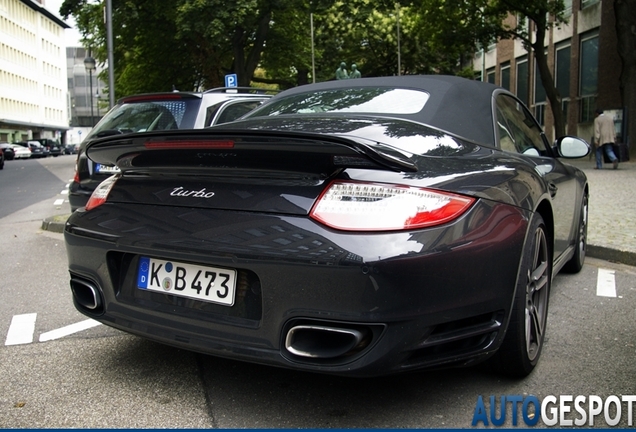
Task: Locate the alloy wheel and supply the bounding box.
[525,227,549,362]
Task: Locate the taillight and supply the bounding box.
[310,181,475,231]
[73,152,81,183]
[85,175,118,211]
[73,164,80,183]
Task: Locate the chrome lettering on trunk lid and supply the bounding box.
[170,187,215,198]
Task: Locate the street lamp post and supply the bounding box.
[83,54,96,127]
[396,3,401,76]
[96,89,100,119]
[310,12,315,83]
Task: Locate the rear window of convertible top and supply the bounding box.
[246,88,430,117]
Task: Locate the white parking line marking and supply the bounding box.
[53,199,65,206]
[596,268,617,297]
[39,319,102,342]
[5,313,37,346]
[60,189,69,195]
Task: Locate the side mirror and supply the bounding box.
[554,136,590,158]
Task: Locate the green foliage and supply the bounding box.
[60,0,567,108]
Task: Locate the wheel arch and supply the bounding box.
[535,199,555,263]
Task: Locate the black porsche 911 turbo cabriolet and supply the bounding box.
[64,75,590,377]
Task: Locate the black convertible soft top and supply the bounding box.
[252,75,503,146]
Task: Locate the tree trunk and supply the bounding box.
[232,27,247,85]
[296,67,310,86]
[532,26,566,141]
[614,0,636,159]
[232,11,272,87]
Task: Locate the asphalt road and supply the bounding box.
[1,156,635,428]
[0,156,69,219]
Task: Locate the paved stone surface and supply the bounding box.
[43,157,636,266]
[567,157,636,266]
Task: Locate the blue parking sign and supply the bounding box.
[225,74,238,87]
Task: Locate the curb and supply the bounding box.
[41,215,70,234]
[587,245,636,268]
[41,214,636,267]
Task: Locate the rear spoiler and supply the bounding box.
[86,129,418,174]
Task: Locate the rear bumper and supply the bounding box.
[65,200,529,376]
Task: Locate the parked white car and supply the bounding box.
[11,144,31,159]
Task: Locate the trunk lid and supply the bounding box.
[85,123,419,215]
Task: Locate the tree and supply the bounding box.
[256,1,337,88]
[307,0,485,79]
[491,0,569,139]
[60,0,290,95]
[408,0,505,75]
[407,0,568,139]
[61,0,201,97]
[614,0,636,158]
[61,0,493,94]
[175,0,286,88]
[60,0,571,136]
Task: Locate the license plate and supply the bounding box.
[95,163,120,174]
[137,257,236,306]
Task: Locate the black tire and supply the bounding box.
[562,193,588,273]
[494,213,551,378]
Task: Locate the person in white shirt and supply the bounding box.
[593,108,619,169]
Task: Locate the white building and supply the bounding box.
[0,0,70,144]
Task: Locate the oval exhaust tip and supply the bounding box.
[285,325,365,358]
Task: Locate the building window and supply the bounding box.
[555,43,571,123]
[555,44,571,98]
[534,60,547,125]
[561,100,569,122]
[487,68,495,84]
[534,62,546,104]
[501,63,511,90]
[580,32,598,122]
[516,58,529,106]
[581,0,600,8]
[563,0,572,15]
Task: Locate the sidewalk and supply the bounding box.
[567,156,636,267]
[42,158,636,267]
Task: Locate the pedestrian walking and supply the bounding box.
[593,108,619,169]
